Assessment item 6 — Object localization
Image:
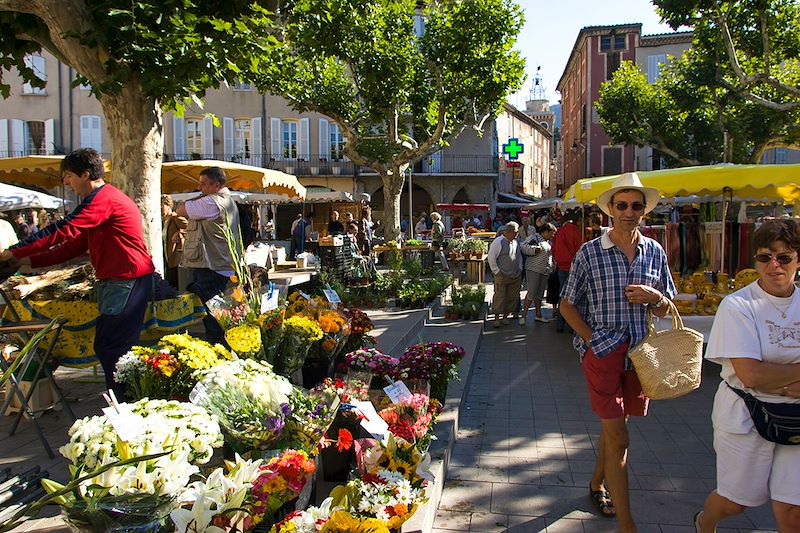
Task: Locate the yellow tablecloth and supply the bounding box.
[3,293,205,367]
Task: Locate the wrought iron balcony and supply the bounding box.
[162,153,499,176]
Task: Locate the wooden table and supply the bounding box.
[449,254,487,284]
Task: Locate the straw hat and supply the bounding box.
[596,172,660,217]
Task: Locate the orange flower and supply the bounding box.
[336,428,353,452]
[231,285,245,303]
[230,274,239,284]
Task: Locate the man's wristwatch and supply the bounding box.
[652,296,667,309]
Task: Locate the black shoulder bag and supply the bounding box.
[727,382,800,445]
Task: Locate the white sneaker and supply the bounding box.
[518,317,526,325]
[535,316,551,323]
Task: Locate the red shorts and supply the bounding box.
[581,342,648,419]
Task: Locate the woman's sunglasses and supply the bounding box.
[754,253,797,265]
[612,202,646,212]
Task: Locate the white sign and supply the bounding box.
[384,380,413,404]
[261,289,279,312]
[351,400,389,439]
[323,289,341,304]
[102,391,144,442]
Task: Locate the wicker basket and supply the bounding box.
[629,299,704,400]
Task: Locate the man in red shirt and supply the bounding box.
[551,210,583,332]
[0,149,155,395]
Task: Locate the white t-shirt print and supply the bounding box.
[705,281,800,433]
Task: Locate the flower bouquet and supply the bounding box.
[53,399,223,532]
[335,348,398,378]
[225,321,265,359]
[309,310,349,361]
[341,308,376,354]
[258,308,285,364]
[312,378,370,481]
[394,341,466,402]
[275,315,323,377]
[378,393,442,452]
[329,434,429,532]
[268,498,336,533]
[207,282,255,331]
[278,387,340,454]
[114,334,231,401]
[246,449,317,529]
[172,456,264,533]
[191,359,294,453]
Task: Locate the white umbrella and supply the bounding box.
[0,182,68,211]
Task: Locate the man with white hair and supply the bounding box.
[487,221,523,327]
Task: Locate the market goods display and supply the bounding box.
[3,248,468,533]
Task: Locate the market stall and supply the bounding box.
[434,203,490,235]
[0,182,69,211]
[3,293,205,367]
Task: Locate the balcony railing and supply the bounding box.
[163,153,499,176]
[0,151,499,176]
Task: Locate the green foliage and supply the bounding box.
[252,0,525,237]
[401,257,423,279]
[597,0,800,165]
[0,2,279,112]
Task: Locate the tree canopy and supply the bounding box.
[0,0,280,267]
[254,0,526,238]
[596,0,800,166]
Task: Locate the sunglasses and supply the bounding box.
[754,253,797,265]
[612,202,646,212]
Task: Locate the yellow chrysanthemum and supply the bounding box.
[224,323,262,357]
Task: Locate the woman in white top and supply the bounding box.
[696,219,800,532]
[414,215,428,238]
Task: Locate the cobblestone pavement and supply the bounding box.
[432,306,779,533]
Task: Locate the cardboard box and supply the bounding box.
[4,378,59,416]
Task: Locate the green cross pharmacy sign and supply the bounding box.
[502,138,524,160]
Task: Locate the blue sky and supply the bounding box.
[508,0,678,106]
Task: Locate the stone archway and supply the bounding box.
[371,183,434,225]
[452,187,471,204]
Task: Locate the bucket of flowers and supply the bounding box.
[113,333,232,402]
[52,399,223,532]
[276,315,323,377]
[278,386,340,455]
[191,359,294,455]
[394,341,466,402]
[330,434,430,533]
[311,377,371,482]
[377,393,443,452]
[258,308,285,365]
[172,449,317,533]
[302,310,350,388]
[340,308,376,354]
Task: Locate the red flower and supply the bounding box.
[336,428,354,452]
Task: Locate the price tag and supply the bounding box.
[351,400,389,439]
[383,380,413,404]
[261,288,279,312]
[322,289,341,304]
[189,382,208,404]
[298,290,311,300]
[102,391,144,442]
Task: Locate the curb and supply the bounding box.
[403,307,484,533]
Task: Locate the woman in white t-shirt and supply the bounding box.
[696,219,800,532]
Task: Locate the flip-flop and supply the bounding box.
[693,511,703,532]
[589,486,616,518]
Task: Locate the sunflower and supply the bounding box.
[320,511,389,533]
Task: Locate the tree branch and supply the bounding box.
[760,9,771,78]
[717,77,799,111]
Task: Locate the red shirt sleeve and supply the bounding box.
[27,231,90,269]
[10,187,111,260]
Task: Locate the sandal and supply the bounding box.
[589,486,616,518]
[693,511,703,533]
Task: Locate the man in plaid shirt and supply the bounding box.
[560,173,676,532]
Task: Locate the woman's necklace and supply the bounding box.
[759,283,794,319]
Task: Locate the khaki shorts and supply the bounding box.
[525,271,549,301]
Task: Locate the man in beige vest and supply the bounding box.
[176,166,242,345]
